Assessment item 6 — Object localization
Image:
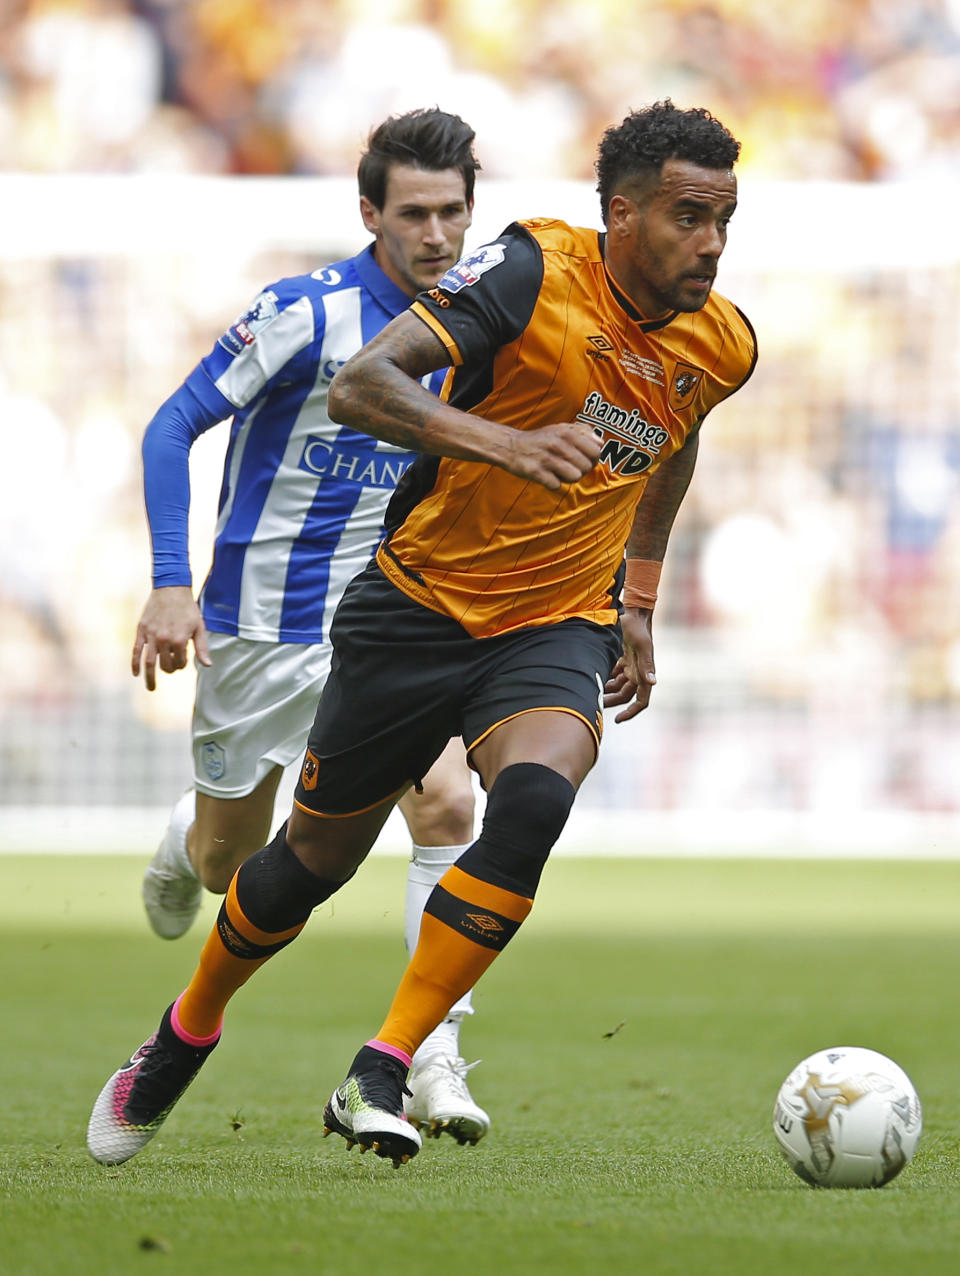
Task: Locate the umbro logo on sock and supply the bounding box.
[464,913,503,933]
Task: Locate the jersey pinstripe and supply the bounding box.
[377,219,757,638]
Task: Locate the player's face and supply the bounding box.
[607,158,737,316]
[362,165,473,297]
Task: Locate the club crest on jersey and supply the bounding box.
[218,289,280,356]
[670,362,702,408]
[438,243,506,294]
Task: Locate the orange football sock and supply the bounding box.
[375,864,533,1058]
[176,875,309,1040]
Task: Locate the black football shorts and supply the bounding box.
[294,561,622,816]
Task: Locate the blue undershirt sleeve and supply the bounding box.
[142,369,232,588]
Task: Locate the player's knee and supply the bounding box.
[234,822,347,933]
[192,835,248,894]
[457,762,575,898]
[405,779,476,847]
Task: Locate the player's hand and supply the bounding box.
[132,586,212,691]
[503,422,602,490]
[603,656,635,708]
[611,609,656,723]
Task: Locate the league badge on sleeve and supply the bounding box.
[218,289,280,356]
[438,244,506,295]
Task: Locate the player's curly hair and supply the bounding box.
[358,107,481,209]
[595,100,740,225]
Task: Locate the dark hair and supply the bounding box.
[595,99,741,224]
[358,107,480,209]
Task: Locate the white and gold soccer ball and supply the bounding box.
[773,1046,922,1188]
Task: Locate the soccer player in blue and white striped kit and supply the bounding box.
[131,108,489,1144]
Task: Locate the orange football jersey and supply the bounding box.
[377,219,756,638]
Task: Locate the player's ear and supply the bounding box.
[359,195,380,236]
[607,194,637,240]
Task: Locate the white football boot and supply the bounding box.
[404,1054,491,1145]
[142,790,202,939]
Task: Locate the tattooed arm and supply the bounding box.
[626,427,700,561]
[327,311,600,492]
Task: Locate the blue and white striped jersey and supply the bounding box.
[143,244,443,644]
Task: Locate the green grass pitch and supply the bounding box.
[2,852,959,1276]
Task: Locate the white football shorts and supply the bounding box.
[191,632,332,798]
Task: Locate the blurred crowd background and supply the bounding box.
[2,0,960,849]
[4,0,960,180]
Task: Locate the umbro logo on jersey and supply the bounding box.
[586,334,613,362]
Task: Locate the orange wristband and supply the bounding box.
[622,557,661,609]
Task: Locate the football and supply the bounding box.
[772,1046,922,1188]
